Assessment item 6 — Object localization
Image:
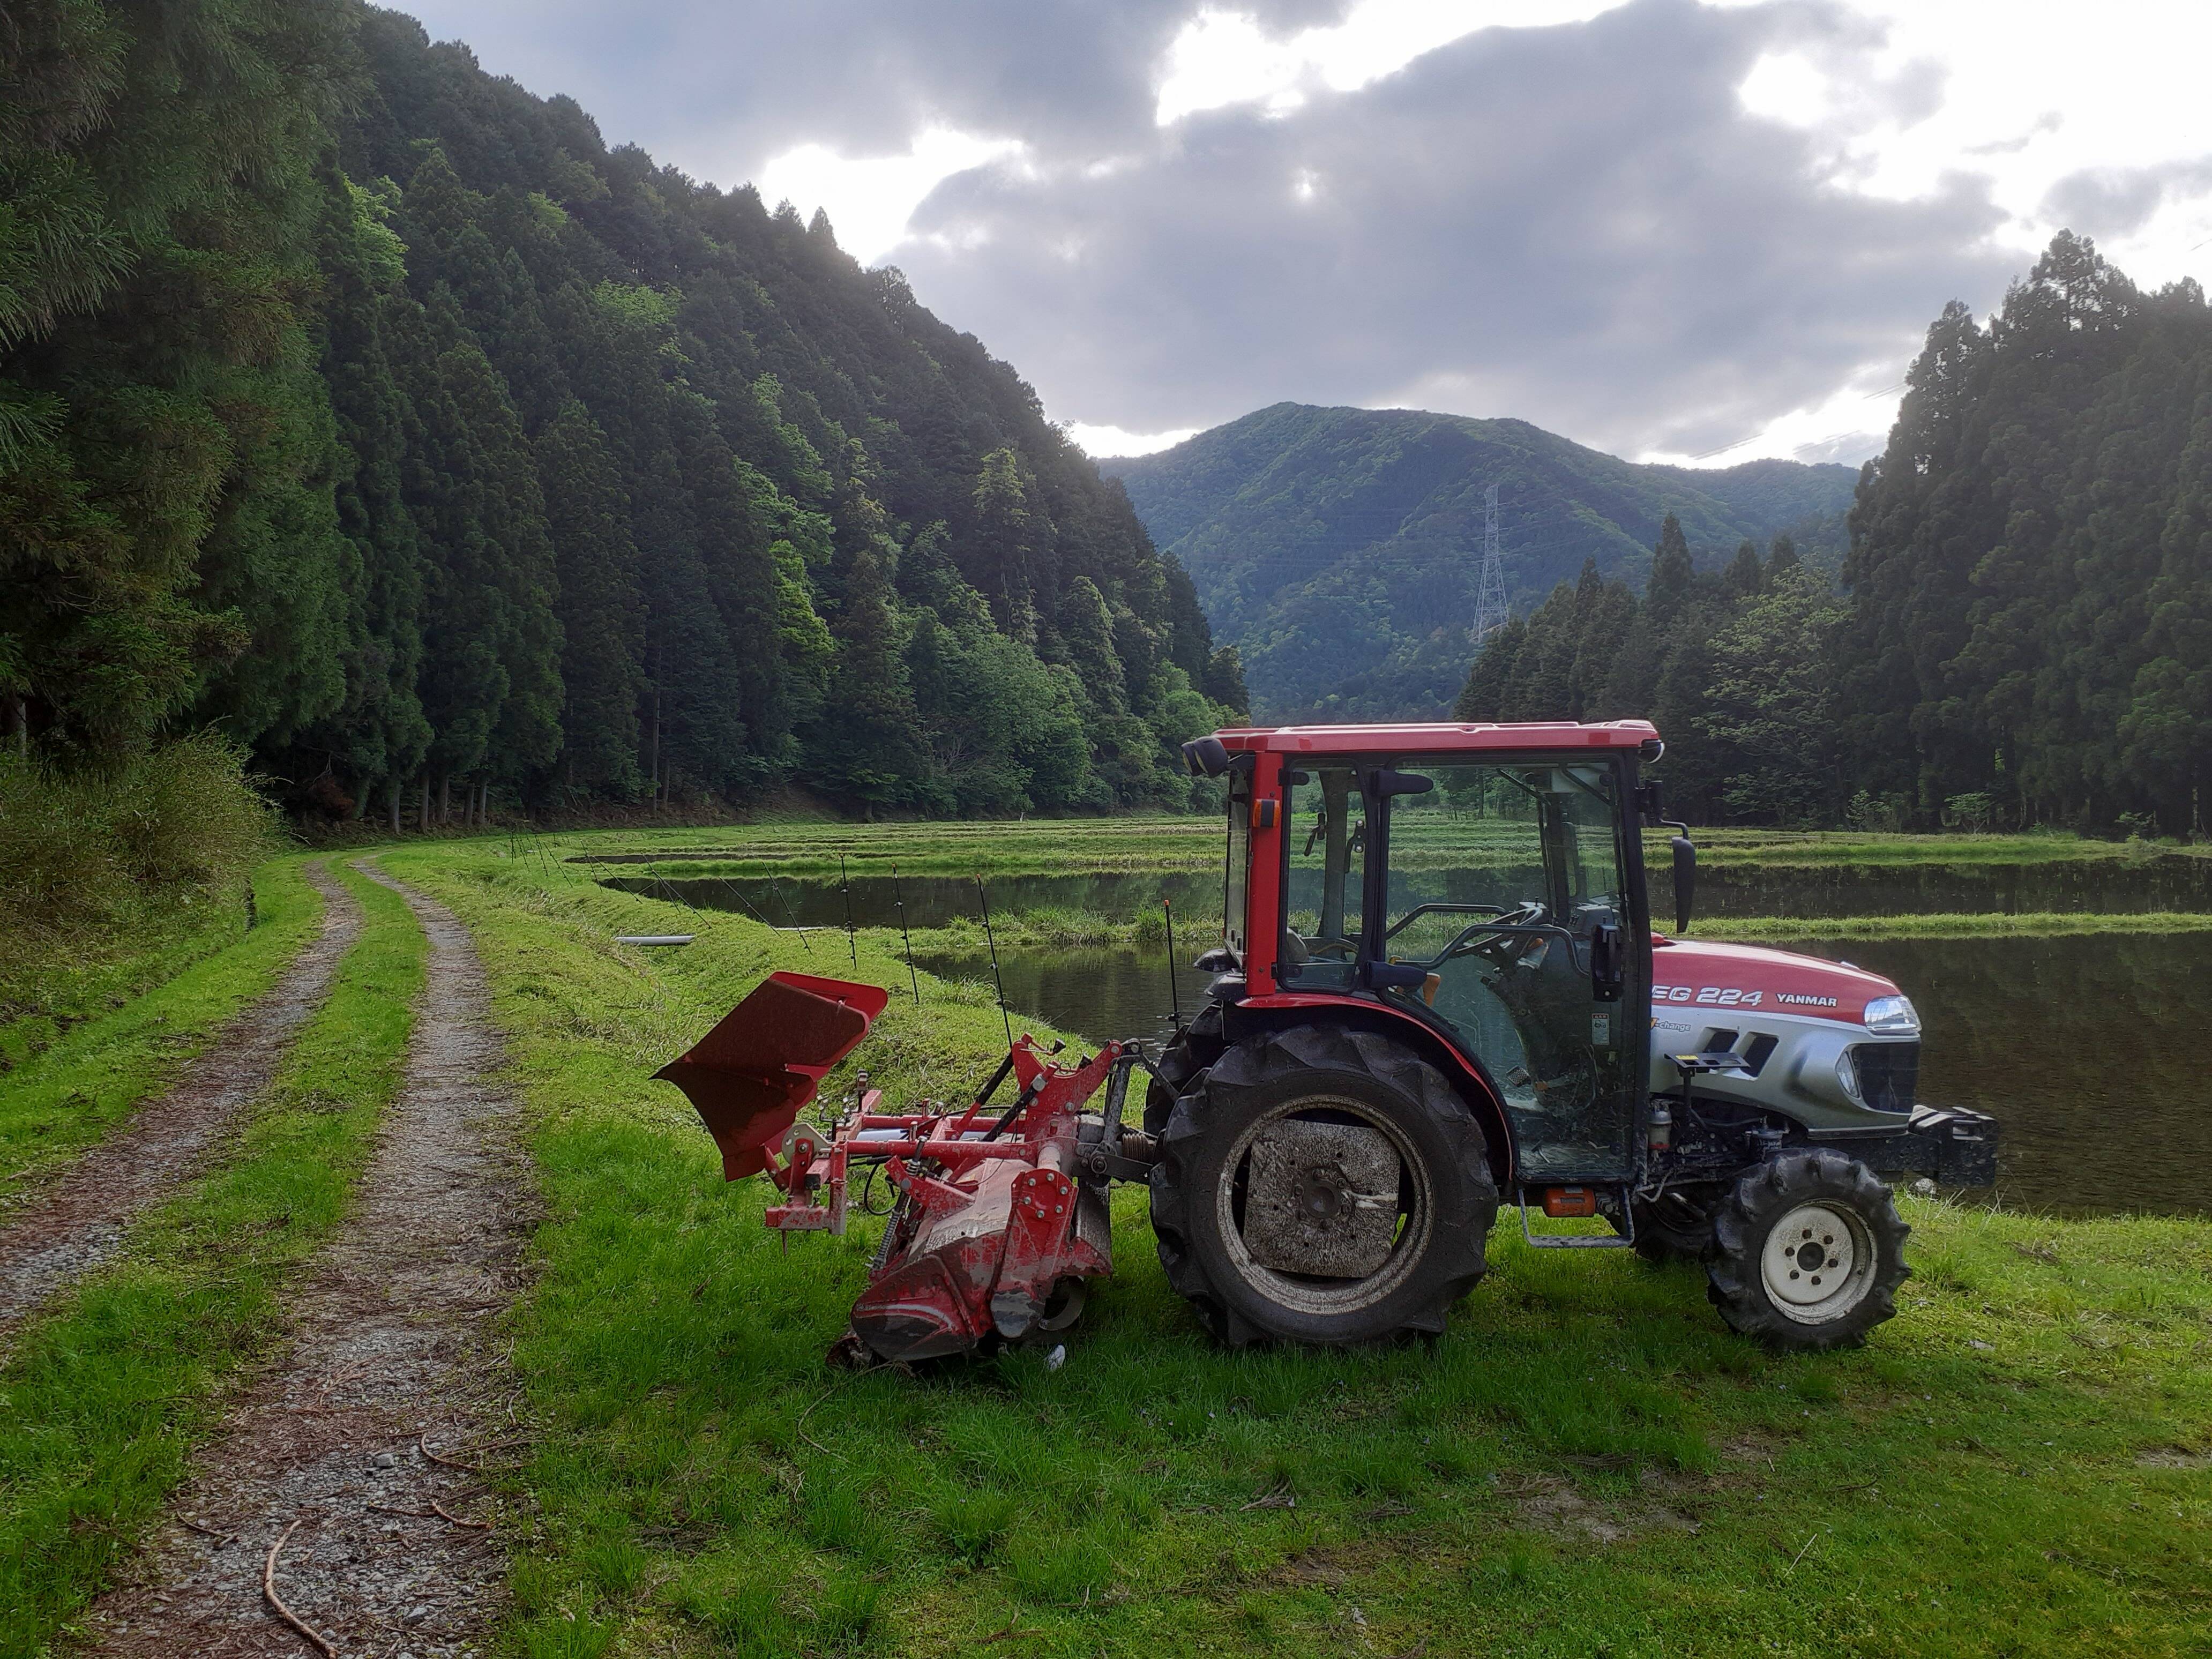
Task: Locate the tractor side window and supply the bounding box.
[1280,764,1366,989]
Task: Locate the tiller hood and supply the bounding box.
[656,973,1141,1365]
[653,971,890,1179]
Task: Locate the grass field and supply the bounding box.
[564,818,2204,887]
[0,859,324,1210]
[371,832,2212,1658]
[0,861,425,1655]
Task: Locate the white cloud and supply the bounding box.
[1067,423,1201,457]
[756,128,1026,266]
[1728,0,2212,288]
[1155,0,1628,125]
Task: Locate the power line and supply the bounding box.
[1470,482,1507,647]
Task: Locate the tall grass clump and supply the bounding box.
[0,732,280,1027]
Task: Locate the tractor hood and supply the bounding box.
[1650,936,1901,1026]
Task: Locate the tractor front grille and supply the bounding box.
[1849,1042,1919,1114]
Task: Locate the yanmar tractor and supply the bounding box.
[656,721,1997,1364]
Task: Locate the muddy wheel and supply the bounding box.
[1707,1150,1908,1350]
[1149,1026,1496,1346]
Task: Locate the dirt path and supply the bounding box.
[87,864,532,1659]
[0,862,363,1347]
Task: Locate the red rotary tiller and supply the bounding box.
[655,970,1151,1364]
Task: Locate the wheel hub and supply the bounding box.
[1760,1201,1875,1324]
[1296,1171,1347,1222]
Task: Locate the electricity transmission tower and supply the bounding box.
[1470,483,1507,649]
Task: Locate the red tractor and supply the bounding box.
[657,721,1996,1363]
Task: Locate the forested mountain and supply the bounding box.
[1461,235,2212,835]
[1103,405,1855,720]
[1,1,1243,824]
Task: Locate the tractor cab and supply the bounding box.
[1190,721,1662,1192]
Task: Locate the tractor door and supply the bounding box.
[1373,757,1646,1183]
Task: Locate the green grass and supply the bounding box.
[1683,827,2203,866]
[0,894,258,1075]
[1703,910,2212,941]
[572,821,2202,889]
[560,816,1224,881]
[887,907,2212,956]
[0,860,427,1656]
[381,841,2212,1658]
[0,857,325,1208]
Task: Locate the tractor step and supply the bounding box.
[1516,1185,1636,1249]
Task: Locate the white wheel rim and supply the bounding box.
[1760,1201,1875,1325]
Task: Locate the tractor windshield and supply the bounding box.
[1380,760,1638,1181]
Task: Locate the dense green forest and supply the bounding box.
[1104,403,1855,719]
[1460,234,2212,835]
[0,0,1244,826]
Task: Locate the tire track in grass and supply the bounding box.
[87,863,532,1659]
[0,862,361,1348]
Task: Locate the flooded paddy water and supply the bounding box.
[610,850,2212,1218]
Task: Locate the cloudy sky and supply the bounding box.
[394,0,2212,466]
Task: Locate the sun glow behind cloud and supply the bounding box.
[756,128,1025,266]
[1154,1,1628,125]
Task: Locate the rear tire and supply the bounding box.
[1149,1026,1496,1346]
[1707,1151,1908,1350]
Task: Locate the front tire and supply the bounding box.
[1149,1026,1497,1346]
[1707,1150,1908,1350]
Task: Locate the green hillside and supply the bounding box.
[1103,403,1856,720]
[2,2,1240,826]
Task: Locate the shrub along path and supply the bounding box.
[86,864,533,1657]
[0,862,360,1349]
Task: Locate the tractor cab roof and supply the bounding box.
[1215,720,1660,756]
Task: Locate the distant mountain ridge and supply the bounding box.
[1102,403,1858,720]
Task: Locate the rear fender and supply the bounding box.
[1223,993,1515,1187]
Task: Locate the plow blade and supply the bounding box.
[653,972,888,1179]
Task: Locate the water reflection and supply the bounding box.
[1779,931,2212,1219]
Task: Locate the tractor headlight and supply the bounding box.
[1863,995,1920,1035]
[1834,1048,1861,1103]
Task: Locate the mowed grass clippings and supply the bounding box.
[0,857,324,1207]
[0,862,427,1656]
[388,840,2212,1659]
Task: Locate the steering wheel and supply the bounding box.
[1431,900,1549,967]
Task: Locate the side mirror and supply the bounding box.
[1182,736,1230,778]
[1669,828,1696,934]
